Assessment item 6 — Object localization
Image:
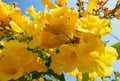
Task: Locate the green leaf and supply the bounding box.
[82,72,89,81]
[111,42,120,59]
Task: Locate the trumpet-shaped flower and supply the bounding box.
[26,6,47,27]
[40,30,69,49]
[44,6,78,35]
[22,54,47,72]
[76,37,118,76]
[0,56,24,81]
[9,8,31,31]
[76,15,111,37]
[2,40,33,65]
[26,24,43,47]
[0,1,11,26]
[26,6,37,19]
[50,51,63,75]
[40,6,78,48]
[55,44,79,72]
[1,40,47,77]
[50,37,118,77]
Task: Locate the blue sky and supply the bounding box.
[2,0,120,81]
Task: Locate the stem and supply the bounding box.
[96,0,109,13]
[66,35,74,43]
[76,76,80,81]
[103,3,120,19]
[78,0,84,10]
[82,72,89,81]
[110,33,120,41]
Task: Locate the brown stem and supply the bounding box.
[96,0,109,14]
[103,3,120,19]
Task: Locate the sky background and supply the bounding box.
[2,0,120,81]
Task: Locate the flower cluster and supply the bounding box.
[0,0,119,80]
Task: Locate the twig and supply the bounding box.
[103,2,120,19]
[96,0,109,13]
[110,33,120,41]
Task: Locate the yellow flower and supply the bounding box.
[39,78,45,81]
[115,9,120,20]
[50,44,79,74]
[26,6,37,19]
[50,51,63,75]
[87,0,99,12]
[2,40,33,65]
[1,40,47,74]
[23,54,47,72]
[9,8,31,31]
[76,15,111,37]
[9,21,23,32]
[100,26,111,37]
[0,1,11,26]
[76,37,104,72]
[101,46,118,66]
[40,30,68,49]
[26,6,48,26]
[56,0,67,6]
[0,56,24,81]
[0,50,2,58]
[56,44,79,72]
[40,6,78,48]
[44,6,78,35]
[42,0,56,9]
[92,45,118,77]
[26,24,43,47]
[76,37,118,76]
[50,36,117,76]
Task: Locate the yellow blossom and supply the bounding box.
[56,44,79,72]
[50,51,63,75]
[115,9,120,20]
[50,44,79,74]
[1,40,33,65]
[76,37,118,76]
[9,8,31,31]
[40,30,68,49]
[56,0,67,6]
[40,6,78,48]
[101,46,118,66]
[0,56,24,81]
[26,24,43,47]
[0,1,11,26]
[23,54,47,72]
[76,15,111,37]
[0,50,2,58]
[1,40,47,74]
[26,6,48,27]
[9,21,23,32]
[26,6,37,19]
[44,6,78,35]
[87,0,99,12]
[42,0,56,9]
[39,78,45,81]
[76,37,104,72]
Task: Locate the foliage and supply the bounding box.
[112,42,120,59]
